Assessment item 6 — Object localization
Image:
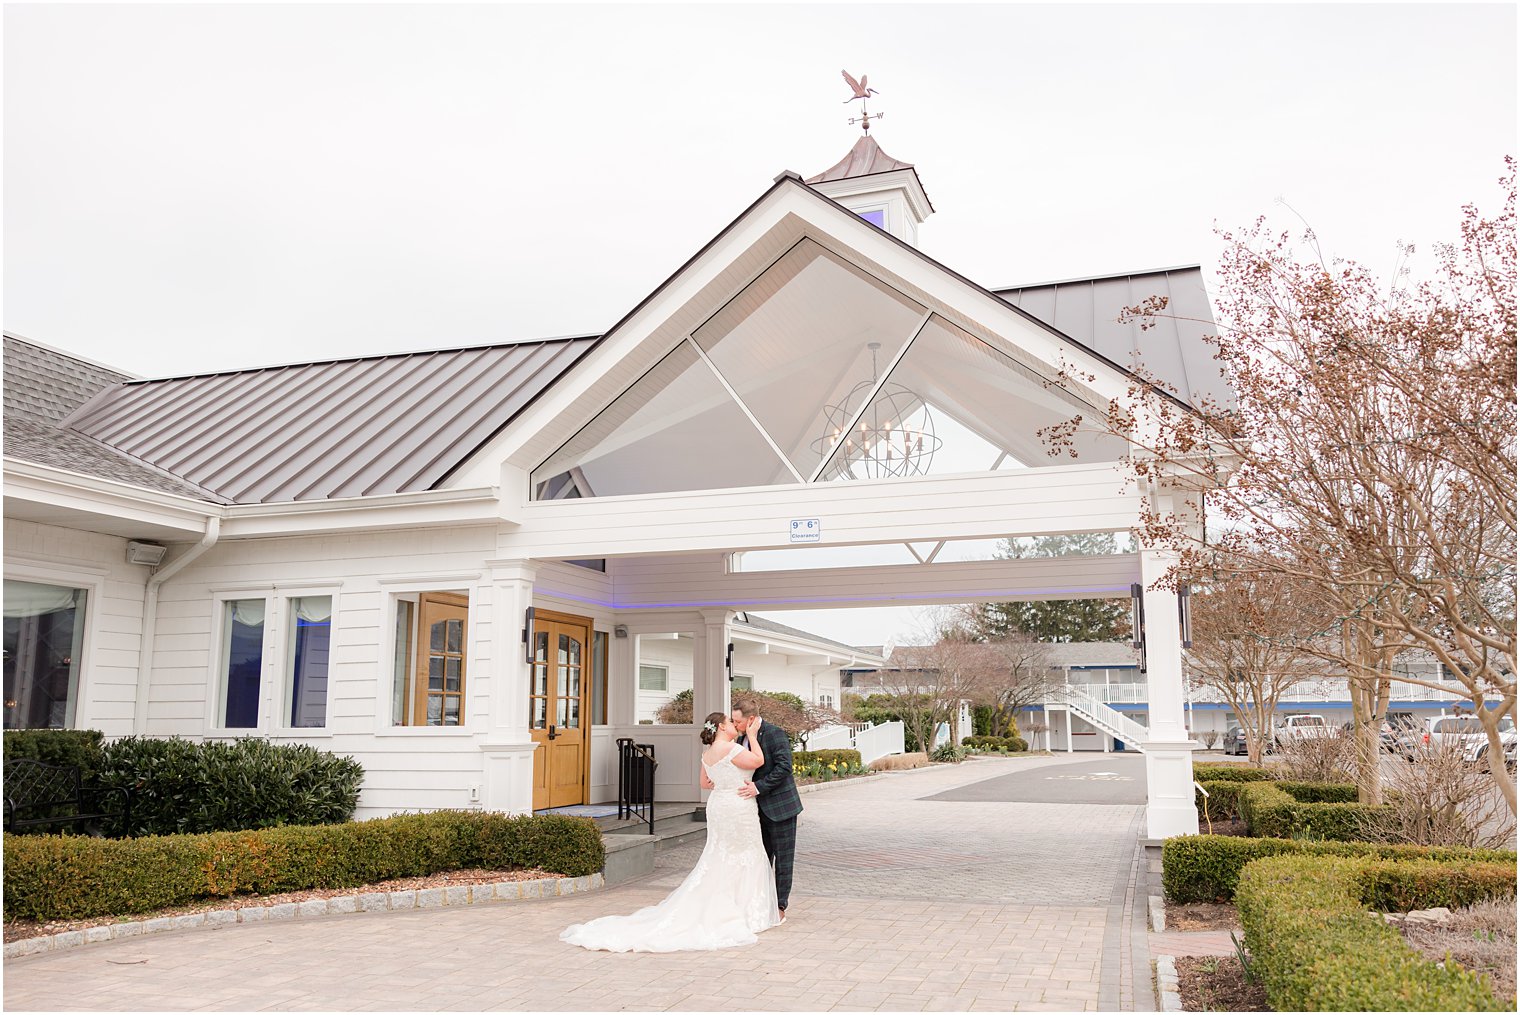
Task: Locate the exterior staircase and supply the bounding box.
[1057,686,1151,752]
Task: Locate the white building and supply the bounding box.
[3,134,1224,838]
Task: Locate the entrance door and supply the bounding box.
[530,610,592,810]
[414,593,468,727]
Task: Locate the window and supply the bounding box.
[858,208,886,228]
[389,592,469,726]
[591,630,608,725]
[3,580,88,729]
[818,692,834,709]
[731,673,753,691]
[284,596,332,728]
[218,599,267,729]
[639,664,668,692]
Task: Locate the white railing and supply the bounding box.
[804,724,855,751]
[1062,686,1151,749]
[853,720,905,766]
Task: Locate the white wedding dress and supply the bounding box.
[560,741,780,952]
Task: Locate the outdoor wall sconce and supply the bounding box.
[614,624,629,638]
[521,606,535,663]
[1178,584,1193,649]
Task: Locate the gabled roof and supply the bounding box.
[56,337,598,504]
[995,267,1233,411]
[3,334,227,502]
[734,612,881,659]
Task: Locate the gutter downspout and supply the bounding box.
[133,517,220,734]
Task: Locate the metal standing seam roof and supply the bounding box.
[804,135,935,212]
[59,337,599,504]
[993,267,1235,411]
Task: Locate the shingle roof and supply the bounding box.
[994,267,1234,411]
[59,337,599,504]
[3,335,226,501]
[735,612,880,659]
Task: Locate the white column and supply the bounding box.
[1140,545,1199,839]
[695,609,733,723]
[1066,713,1073,754]
[479,558,538,815]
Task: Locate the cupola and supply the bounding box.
[806,134,934,247]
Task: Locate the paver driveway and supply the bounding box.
[4,753,1152,1012]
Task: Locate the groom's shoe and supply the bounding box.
[778,908,787,924]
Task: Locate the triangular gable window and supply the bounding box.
[530,242,1122,501]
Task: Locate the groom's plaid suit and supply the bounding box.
[743,720,802,912]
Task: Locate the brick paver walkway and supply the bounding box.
[4,754,1151,1012]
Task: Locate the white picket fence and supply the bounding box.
[805,720,906,766]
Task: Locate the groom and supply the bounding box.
[732,700,801,922]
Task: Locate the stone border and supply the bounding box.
[3,872,605,960]
[1150,893,1167,932]
[1154,954,1183,1012]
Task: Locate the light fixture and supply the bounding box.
[126,541,167,567]
[1178,584,1193,649]
[812,342,940,480]
[614,624,629,639]
[1129,582,1146,673]
[522,606,535,663]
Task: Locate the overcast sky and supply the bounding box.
[5,3,1515,646]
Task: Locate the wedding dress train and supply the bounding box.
[560,741,781,952]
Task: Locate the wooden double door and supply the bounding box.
[530,609,592,810]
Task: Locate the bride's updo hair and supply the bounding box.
[699,711,726,746]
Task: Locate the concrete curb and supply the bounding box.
[1149,894,1166,932]
[1154,954,1183,1012]
[4,871,606,960]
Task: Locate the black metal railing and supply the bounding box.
[615,737,657,835]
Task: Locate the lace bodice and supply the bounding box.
[703,741,753,791]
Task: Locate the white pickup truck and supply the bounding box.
[1272,714,1336,748]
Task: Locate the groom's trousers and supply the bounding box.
[759,814,798,912]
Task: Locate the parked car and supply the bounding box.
[1223,724,1249,756]
[1405,714,1490,759]
[1383,713,1420,753]
[1272,714,1334,748]
[1460,715,1516,766]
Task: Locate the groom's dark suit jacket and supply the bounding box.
[741,722,803,823]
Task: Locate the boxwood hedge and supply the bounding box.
[1237,853,1514,1011]
[3,810,604,922]
[1234,779,1392,841]
[1163,833,1518,903]
[961,735,1030,752]
[792,749,863,768]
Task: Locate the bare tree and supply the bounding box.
[1043,161,1517,811]
[1185,568,1321,765]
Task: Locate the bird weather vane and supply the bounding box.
[841,70,882,134]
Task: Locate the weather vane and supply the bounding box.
[841,70,882,134]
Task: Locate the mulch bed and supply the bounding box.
[1167,901,1242,932]
[1390,900,1516,1006]
[3,867,555,944]
[1175,954,1272,1012]
[1197,817,1250,837]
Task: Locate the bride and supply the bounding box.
[560,711,782,952]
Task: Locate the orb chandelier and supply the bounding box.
[811,343,941,480]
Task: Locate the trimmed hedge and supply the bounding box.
[1236,779,1390,841]
[96,736,365,837]
[1162,833,1519,903]
[961,735,1030,752]
[1237,853,1513,1011]
[1195,780,1248,821]
[793,749,863,768]
[1192,763,1274,783]
[3,810,604,922]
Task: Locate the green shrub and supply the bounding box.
[1354,858,1518,913]
[1192,763,1273,783]
[1195,780,1247,821]
[931,743,967,763]
[96,736,364,836]
[793,749,863,768]
[1162,833,1519,903]
[1236,854,1512,1011]
[2,810,604,922]
[960,735,1029,752]
[1234,779,1389,841]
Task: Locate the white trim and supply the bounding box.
[275,586,341,735]
[205,589,274,735]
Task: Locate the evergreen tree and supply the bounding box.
[970,533,1131,642]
